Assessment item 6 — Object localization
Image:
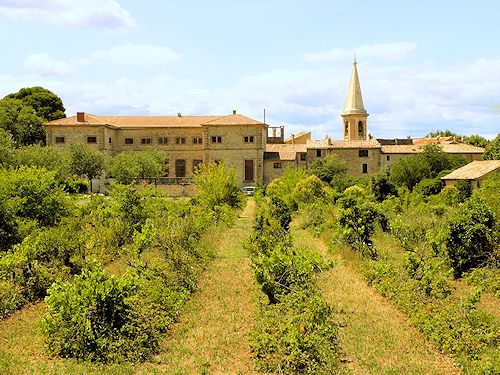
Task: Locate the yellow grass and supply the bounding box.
[291,223,460,375]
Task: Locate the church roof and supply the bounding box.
[342,61,367,115]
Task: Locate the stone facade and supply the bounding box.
[45,62,485,193]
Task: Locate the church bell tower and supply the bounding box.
[342,59,368,140]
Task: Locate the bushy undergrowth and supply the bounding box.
[247,187,340,373]
[38,162,240,363]
[304,171,500,373]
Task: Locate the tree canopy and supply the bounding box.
[109,150,166,184]
[483,134,500,160]
[0,87,65,146]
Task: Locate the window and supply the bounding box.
[273,162,282,169]
[345,121,348,133]
[386,155,390,161]
[245,159,254,181]
[359,149,368,157]
[125,138,134,145]
[316,149,322,157]
[175,159,186,177]
[108,137,112,144]
[193,159,203,172]
[300,153,306,161]
[244,136,254,143]
[193,137,203,144]
[87,136,97,144]
[213,159,221,165]
[176,137,186,144]
[141,138,152,145]
[362,163,368,174]
[358,121,364,134]
[55,136,65,144]
[158,137,168,145]
[211,136,222,143]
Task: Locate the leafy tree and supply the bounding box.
[0,166,69,227]
[466,134,489,148]
[371,169,397,202]
[483,134,500,160]
[445,196,497,277]
[426,130,459,137]
[0,99,45,145]
[14,144,71,182]
[390,155,431,190]
[292,175,325,204]
[109,150,166,184]
[0,128,16,168]
[473,171,500,218]
[266,167,307,211]
[68,144,105,190]
[309,154,347,187]
[4,86,65,121]
[194,161,242,212]
[455,179,472,202]
[414,177,443,197]
[421,144,466,177]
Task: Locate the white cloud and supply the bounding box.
[3,57,499,140]
[0,0,137,31]
[23,53,80,76]
[91,44,182,67]
[302,42,418,63]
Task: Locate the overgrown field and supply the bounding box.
[262,154,499,373]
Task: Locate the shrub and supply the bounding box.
[41,263,156,363]
[455,179,471,202]
[371,169,397,202]
[445,196,496,277]
[414,177,443,197]
[250,290,340,374]
[292,175,325,205]
[309,154,347,187]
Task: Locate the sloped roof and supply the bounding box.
[46,113,264,128]
[413,136,455,145]
[307,138,381,149]
[284,131,311,144]
[441,160,500,180]
[381,143,484,154]
[265,143,307,161]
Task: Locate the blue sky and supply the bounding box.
[0,0,499,139]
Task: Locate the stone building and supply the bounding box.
[45,61,484,192]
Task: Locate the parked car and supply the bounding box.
[241,186,255,196]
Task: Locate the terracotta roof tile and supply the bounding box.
[306,139,381,149]
[46,113,264,128]
[381,143,484,154]
[265,143,307,160]
[441,160,500,180]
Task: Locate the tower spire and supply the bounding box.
[341,60,368,141]
[343,60,366,115]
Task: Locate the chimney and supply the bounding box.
[292,134,295,145]
[232,109,237,115]
[280,126,284,140]
[177,112,182,117]
[272,128,276,137]
[77,112,85,122]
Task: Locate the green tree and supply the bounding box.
[0,99,45,145]
[68,144,105,190]
[0,128,16,168]
[0,166,69,228]
[14,144,71,182]
[421,144,466,177]
[466,134,489,148]
[483,134,500,160]
[309,154,347,187]
[194,161,242,211]
[426,130,459,137]
[371,168,397,202]
[445,196,497,277]
[390,155,431,190]
[4,86,65,121]
[109,150,166,184]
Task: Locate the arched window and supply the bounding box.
[345,121,348,133]
[358,121,363,133]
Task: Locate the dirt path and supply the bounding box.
[142,199,261,374]
[291,224,460,375]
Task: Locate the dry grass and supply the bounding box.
[291,223,460,375]
[138,199,262,374]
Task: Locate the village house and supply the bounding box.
[44,61,484,193]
